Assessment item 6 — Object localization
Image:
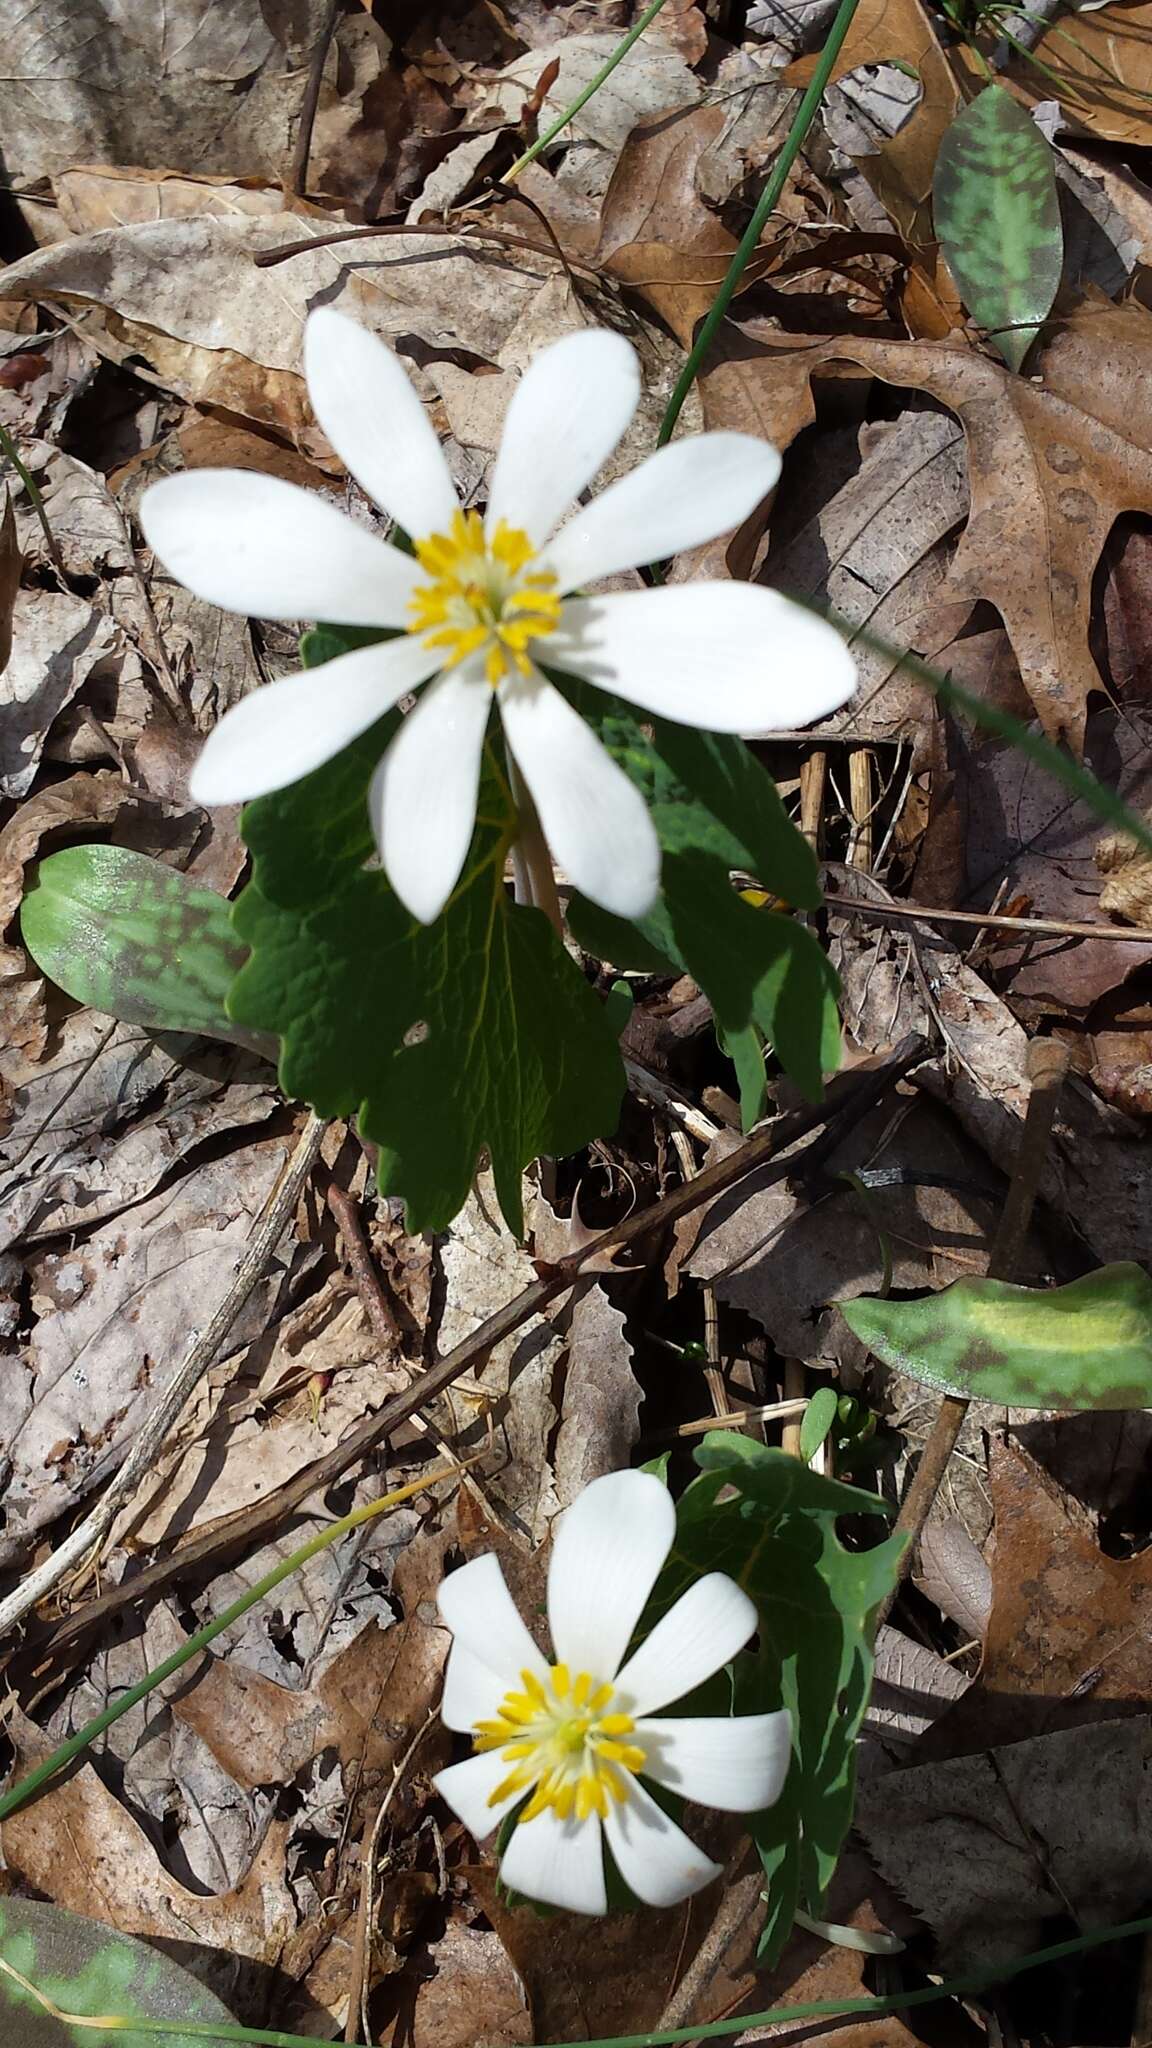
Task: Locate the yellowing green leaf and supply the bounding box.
[841,1263,1152,1408]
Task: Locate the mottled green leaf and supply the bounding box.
[934,84,1062,373]
[0,1896,234,2048]
[655,1436,904,1968]
[841,1262,1152,1408]
[20,843,271,1055]
[229,723,624,1238]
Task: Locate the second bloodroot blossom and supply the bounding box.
[433,1469,791,1915]
[141,313,855,928]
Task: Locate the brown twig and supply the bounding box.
[876,1037,1071,1626]
[252,218,598,278]
[20,1034,931,1683]
[289,0,341,199]
[826,891,1152,946]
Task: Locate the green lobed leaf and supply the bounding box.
[0,1896,234,2047]
[19,843,272,1055]
[933,84,1063,374]
[654,1435,904,1966]
[563,694,839,1118]
[228,719,624,1238]
[840,1262,1152,1409]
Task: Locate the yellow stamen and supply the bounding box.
[408,512,560,685]
[477,1660,647,1823]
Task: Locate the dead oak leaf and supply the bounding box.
[919,1442,1152,1757]
[715,313,1152,747]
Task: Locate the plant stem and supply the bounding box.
[509,757,563,936]
[503,0,670,183]
[656,0,861,447]
[0,1466,458,1823]
[0,419,61,568]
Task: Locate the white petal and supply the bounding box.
[434,1748,524,1842]
[140,470,422,626]
[614,1574,758,1718]
[305,308,459,541]
[546,1470,675,1683]
[602,1778,721,1908]
[437,1552,549,1695]
[370,659,492,924]
[542,434,782,594]
[485,329,640,547]
[638,1710,792,1813]
[550,587,857,733]
[188,635,441,805]
[499,671,660,919]
[440,1640,509,1734]
[499,1808,608,1915]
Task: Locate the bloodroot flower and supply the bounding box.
[141,312,854,926]
[433,1469,791,1915]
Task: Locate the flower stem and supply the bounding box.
[655,0,863,447]
[0,1464,460,1824]
[503,0,670,183]
[509,757,564,937]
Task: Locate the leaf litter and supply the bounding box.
[3,0,1152,2040]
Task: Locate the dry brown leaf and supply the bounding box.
[0,589,119,797]
[857,1716,1152,1970]
[785,0,960,240]
[921,1443,1152,1756]
[0,214,556,439]
[4,1135,293,1562]
[2,1708,295,1998]
[56,166,286,235]
[1,0,390,207]
[410,1922,534,2048]
[954,705,1152,1010]
[552,1281,642,1502]
[485,31,700,168]
[702,307,1152,746]
[1012,1,1152,148]
[677,1090,1015,1373]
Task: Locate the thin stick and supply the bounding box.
[875,1037,1071,1625]
[827,892,1152,946]
[624,1058,720,1147]
[252,219,596,277]
[25,1037,932,1674]
[0,1113,329,1642]
[289,0,340,199]
[503,0,670,183]
[345,1709,437,2043]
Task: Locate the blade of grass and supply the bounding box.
[656,0,862,447]
[4,1910,1151,2047]
[504,0,670,184]
[0,1464,464,1823]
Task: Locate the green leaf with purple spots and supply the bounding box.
[934,84,1062,373]
[840,1262,1152,1408]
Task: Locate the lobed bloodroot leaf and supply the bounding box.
[840,1262,1152,1409]
[654,1437,904,1969]
[933,84,1062,373]
[19,841,272,1055]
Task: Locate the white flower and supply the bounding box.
[140,311,855,926]
[432,1469,791,1916]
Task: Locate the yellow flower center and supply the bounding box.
[408,507,562,688]
[473,1662,647,1824]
